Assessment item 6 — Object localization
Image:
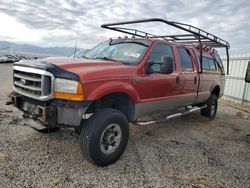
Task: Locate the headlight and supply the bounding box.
[55,78,79,94]
[54,78,84,101]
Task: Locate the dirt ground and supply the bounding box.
[0,64,249,188]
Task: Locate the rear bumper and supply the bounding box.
[11,94,92,127]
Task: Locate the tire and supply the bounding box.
[201,94,218,120]
[74,127,81,135]
[80,108,129,166]
[74,120,86,135]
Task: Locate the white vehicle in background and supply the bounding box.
[0,55,9,63]
[0,55,31,63]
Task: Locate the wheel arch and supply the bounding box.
[85,81,140,102]
[211,85,220,97]
[86,92,136,122]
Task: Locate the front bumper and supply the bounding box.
[11,94,92,128]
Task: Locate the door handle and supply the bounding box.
[176,76,180,85]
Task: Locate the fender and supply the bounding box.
[84,80,140,103]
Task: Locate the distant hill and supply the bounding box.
[0,41,81,57]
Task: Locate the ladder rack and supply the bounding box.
[101,18,230,74]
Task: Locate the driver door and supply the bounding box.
[137,43,179,114]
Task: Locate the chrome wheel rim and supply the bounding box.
[100,123,122,154]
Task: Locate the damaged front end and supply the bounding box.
[10,93,91,132]
[10,60,92,132]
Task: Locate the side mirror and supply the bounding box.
[161,56,173,74]
[245,61,250,83]
[144,56,174,74]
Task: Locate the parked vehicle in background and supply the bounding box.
[0,55,9,63]
[0,54,31,63]
[10,18,230,166]
[6,55,18,62]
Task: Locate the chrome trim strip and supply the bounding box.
[14,81,42,91]
[41,74,45,96]
[13,66,53,76]
[14,73,42,82]
[14,87,40,99]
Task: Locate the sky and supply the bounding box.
[0,0,249,55]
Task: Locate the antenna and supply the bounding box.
[73,26,79,58]
[73,38,77,58]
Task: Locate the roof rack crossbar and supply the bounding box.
[165,21,229,48]
[105,27,146,38]
[176,41,224,46]
[101,18,230,48]
[106,26,158,38]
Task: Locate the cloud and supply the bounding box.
[0,0,249,54]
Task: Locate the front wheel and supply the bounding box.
[80,108,129,166]
[201,94,218,120]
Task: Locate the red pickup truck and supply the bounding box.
[10,19,230,166]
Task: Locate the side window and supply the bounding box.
[147,43,175,72]
[208,58,216,70]
[202,56,216,71]
[202,57,210,70]
[177,48,193,72]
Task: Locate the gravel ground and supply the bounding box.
[0,64,250,188]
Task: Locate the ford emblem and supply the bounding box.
[20,79,26,85]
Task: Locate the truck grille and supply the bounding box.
[13,66,54,101]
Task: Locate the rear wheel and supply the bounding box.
[201,94,218,120]
[80,108,129,166]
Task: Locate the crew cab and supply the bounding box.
[10,18,230,166]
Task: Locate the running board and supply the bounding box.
[134,105,207,126]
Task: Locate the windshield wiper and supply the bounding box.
[109,41,149,47]
[95,56,118,62]
[94,57,131,65]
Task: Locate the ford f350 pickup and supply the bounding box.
[10,18,230,166]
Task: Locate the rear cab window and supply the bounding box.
[177,47,194,72]
[193,49,224,74]
[202,56,217,71]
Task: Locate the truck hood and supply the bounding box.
[15,57,137,81]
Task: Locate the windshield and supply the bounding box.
[70,49,89,58]
[84,40,150,65]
